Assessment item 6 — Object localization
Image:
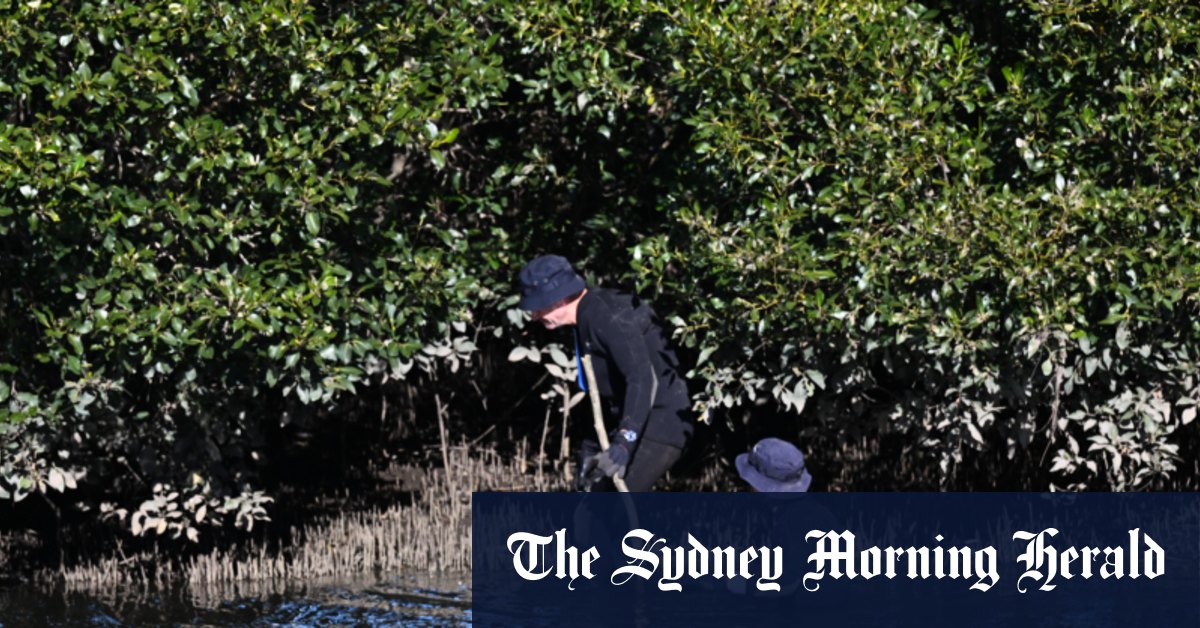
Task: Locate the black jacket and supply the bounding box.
[574,287,692,449]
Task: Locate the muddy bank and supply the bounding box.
[0,443,588,624]
[0,445,568,588]
[0,572,471,626]
[0,433,753,598]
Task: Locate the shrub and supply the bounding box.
[2,0,1198,550]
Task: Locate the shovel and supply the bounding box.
[580,354,630,492]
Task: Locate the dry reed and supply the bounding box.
[50,443,568,590]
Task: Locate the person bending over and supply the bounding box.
[517,255,693,491]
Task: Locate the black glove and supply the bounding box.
[582,441,631,482]
[575,439,603,491]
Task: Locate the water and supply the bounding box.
[0,573,471,626]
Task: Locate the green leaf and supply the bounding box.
[178,75,198,105]
[431,127,460,148]
[1115,324,1131,350]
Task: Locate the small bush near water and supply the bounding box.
[3,0,1199,576]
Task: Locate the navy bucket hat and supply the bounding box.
[736,437,813,492]
[517,255,587,312]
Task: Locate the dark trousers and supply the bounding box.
[577,438,684,492]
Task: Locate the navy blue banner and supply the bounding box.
[472,493,1200,627]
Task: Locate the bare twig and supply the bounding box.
[434,393,455,497]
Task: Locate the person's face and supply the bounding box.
[530,298,574,330]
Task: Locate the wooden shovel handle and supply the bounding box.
[581,354,629,492]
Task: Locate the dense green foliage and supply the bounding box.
[2,0,1198,542]
[650,1,1200,490]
